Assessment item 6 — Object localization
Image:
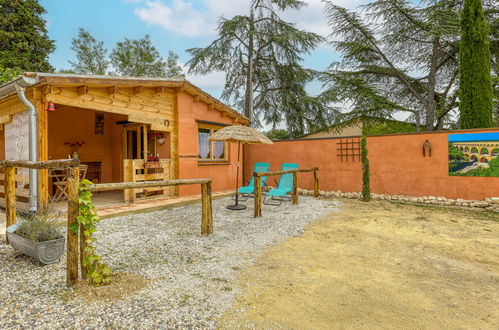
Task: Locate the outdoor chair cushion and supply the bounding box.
[266,163,299,198]
[267,188,292,197]
[237,162,270,194]
[238,185,255,194]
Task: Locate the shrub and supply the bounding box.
[15,213,62,242]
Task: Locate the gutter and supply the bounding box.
[0,75,40,213]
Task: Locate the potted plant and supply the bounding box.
[6,214,65,264]
[64,141,85,160]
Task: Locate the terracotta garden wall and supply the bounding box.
[245,128,499,201]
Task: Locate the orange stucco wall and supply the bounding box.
[245,128,499,201]
[48,107,126,183]
[177,91,242,196]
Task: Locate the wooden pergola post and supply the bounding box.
[292,171,298,205]
[66,166,80,287]
[201,181,213,235]
[254,175,262,218]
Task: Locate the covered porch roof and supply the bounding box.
[0,72,249,124]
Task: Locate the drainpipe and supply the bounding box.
[15,84,38,213]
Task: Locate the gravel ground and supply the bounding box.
[0,196,338,329]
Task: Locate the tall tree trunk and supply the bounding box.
[415,111,421,132]
[244,7,255,126]
[426,37,440,131]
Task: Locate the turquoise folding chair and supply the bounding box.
[236,162,270,201]
[264,163,299,206]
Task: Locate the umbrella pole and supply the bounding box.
[227,141,247,210]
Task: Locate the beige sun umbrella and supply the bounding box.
[210,125,273,210]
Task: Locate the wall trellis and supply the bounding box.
[336,138,361,162]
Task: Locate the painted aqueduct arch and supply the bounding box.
[454,141,499,163]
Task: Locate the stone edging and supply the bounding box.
[296,188,499,213]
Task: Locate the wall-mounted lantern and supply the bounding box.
[46,102,56,112]
[423,140,432,157]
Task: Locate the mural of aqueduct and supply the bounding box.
[453,141,499,163]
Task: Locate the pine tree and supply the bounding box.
[69,28,108,75]
[321,0,497,132]
[186,0,331,136]
[0,0,55,72]
[110,35,166,77]
[459,0,494,128]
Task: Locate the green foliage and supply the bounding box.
[448,143,465,160]
[73,179,111,285]
[69,28,108,75]
[15,213,62,242]
[321,0,497,131]
[491,9,499,125]
[165,51,183,77]
[187,0,333,136]
[459,0,494,128]
[0,0,55,72]
[110,35,168,77]
[450,157,499,176]
[0,65,22,84]
[361,117,418,135]
[266,129,290,140]
[361,135,371,202]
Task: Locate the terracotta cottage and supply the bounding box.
[0,73,248,212]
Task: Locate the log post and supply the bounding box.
[254,175,262,217]
[201,182,213,235]
[123,160,136,204]
[66,166,80,287]
[313,170,319,198]
[5,167,16,242]
[292,171,298,205]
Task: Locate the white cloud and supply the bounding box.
[134,0,215,37]
[131,0,368,38]
[187,70,227,94]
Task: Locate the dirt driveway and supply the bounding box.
[220,199,499,329]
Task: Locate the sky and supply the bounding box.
[448,132,499,143]
[40,0,368,98]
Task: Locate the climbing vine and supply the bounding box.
[361,136,371,202]
[69,179,111,285]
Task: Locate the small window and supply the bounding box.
[198,124,228,162]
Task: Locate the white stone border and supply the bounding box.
[296,188,499,212]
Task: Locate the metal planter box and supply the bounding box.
[6,224,65,265]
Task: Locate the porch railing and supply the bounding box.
[123,158,173,203]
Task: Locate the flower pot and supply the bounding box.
[6,224,65,264]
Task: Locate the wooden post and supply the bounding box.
[142,124,148,162]
[254,175,262,217]
[37,94,49,214]
[292,171,298,205]
[201,182,213,235]
[66,167,80,287]
[123,160,136,204]
[313,170,319,198]
[5,167,16,242]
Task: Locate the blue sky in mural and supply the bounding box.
[448,132,499,142]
